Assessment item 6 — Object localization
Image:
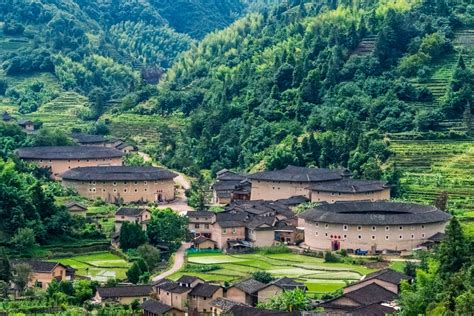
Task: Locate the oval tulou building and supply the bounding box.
[299,201,451,252]
[62,166,177,204]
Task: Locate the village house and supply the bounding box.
[12,261,74,290]
[212,212,247,250]
[248,165,350,201]
[64,201,88,216]
[94,285,153,304]
[298,201,451,253]
[17,119,36,132]
[318,283,397,315]
[142,299,183,316]
[343,269,410,295]
[226,278,266,306]
[192,236,217,250]
[257,277,307,304]
[2,111,11,122]
[211,169,250,204]
[308,179,391,203]
[115,207,151,231]
[61,166,177,204]
[16,146,123,179]
[153,277,203,312]
[188,282,224,314]
[187,211,216,239]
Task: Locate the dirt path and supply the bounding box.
[138,151,194,214]
[152,242,191,282]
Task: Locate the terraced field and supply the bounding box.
[351,35,377,57]
[106,113,186,147]
[52,252,130,281]
[170,252,375,295]
[26,91,92,131]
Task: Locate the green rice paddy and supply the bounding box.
[170,252,375,295]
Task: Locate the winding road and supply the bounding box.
[152,242,191,282]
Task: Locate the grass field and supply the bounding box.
[52,252,130,281]
[170,252,375,295]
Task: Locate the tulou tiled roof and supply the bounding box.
[62,166,177,181]
[72,133,107,144]
[16,146,124,160]
[154,279,192,294]
[308,179,389,193]
[248,165,346,183]
[299,201,451,225]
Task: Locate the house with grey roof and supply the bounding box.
[62,166,177,204]
[318,283,398,314]
[344,269,411,294]
[141,299,182,316]
[64,201,88,216]
[115,207,151,231]
[94,285,153,304]
[299,201,451,253]
[72,133,108,146]
[212,169,250,204]
[189,282,224,314]
[12,260,74,290]
[257,277,307,304]
[226,278,267,306]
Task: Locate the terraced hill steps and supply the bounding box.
[26,91,91,131]
[351,35,377,56]
[389,139,474,212]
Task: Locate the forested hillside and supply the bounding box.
[134,0,473,212]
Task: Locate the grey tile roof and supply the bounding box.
[155,279,192,294]
[308,179,389,193]
[97,285,152,298]
[193,236,216,245]
[189,282,221,297]
[275,196,309,206]
[216,169,247,181]
[249,165,344,183]
[215,212,247,228]
[246,216,276,230]
[187,211,215,218]
[13,260,61,273]
[299,201,451,225]
[363,269,410,285]
[176,275,203,284]
[72,133,107,144]
[141,299,173,314]
[115,207,148,216]
[231,278,266,294]
[16,146,123,159]
[62,166,177,181]
[271,277,307,290]
[210,297,244,312]
[64,201,87,210]
[344,283,397,305]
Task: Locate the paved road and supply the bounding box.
[152,242,191,282]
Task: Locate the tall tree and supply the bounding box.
[146,208,188,252]
[437,218,469,278]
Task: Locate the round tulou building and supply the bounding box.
[298,201,451,252]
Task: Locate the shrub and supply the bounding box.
[183,264,220,273]
[258,245,291,254]
[252,271,274,284]
[324,251,341,263]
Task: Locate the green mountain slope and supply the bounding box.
[134,1,473,213]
